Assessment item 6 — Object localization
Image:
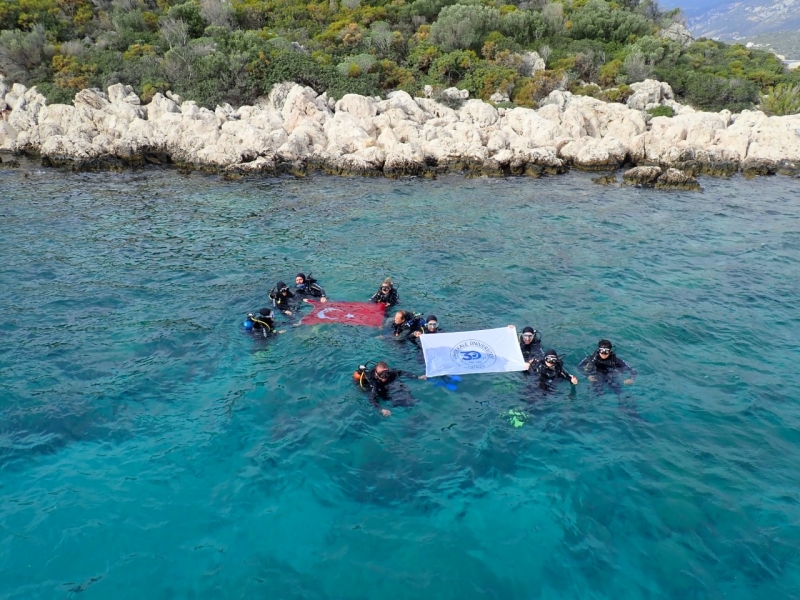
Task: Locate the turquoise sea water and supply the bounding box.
[1,161,799,599]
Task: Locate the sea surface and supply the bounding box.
[1,161,799,599]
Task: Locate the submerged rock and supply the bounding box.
[592,174,617,185]
[623,166,663,186]
[655,167,701,190]
[623,165,700,190]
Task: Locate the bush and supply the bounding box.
[499,9,546,45]
[512,69,563,107]
[461,63,517,100]
[570,0,652,44]
[168,1,208,37]
[622,50,652,83]
[0,25,52,85]
[429,3,500,52]
[658,67,760,112]
[599,84,632,103]
[430,49,478,85]
[647,105,674,117]
[760,83,800,116]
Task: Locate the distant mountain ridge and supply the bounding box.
[686,0,800,41]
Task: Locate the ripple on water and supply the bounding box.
[1,163,799,599]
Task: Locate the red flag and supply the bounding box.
[300,300,386,327]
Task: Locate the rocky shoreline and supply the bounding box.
[2,76,799,186]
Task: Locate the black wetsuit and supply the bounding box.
[578,351,636,381]
[392,315,425,340]
[371,287,399,307]
[362,368,414,409]
[520,340,544,364]
[578,350,636,396]
[271,289,296,313]
[533,360,575,391]
[295,281,326,300]
[246,309,277,338]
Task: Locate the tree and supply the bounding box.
[429,3,500,52]
[570,0,652,44]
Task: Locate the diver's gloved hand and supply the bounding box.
[624,378,634,385]
[570,375,579,385]
[381,409,391,417]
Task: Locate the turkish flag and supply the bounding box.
[300,300,386,327]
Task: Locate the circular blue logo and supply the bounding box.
[450,339,497,370]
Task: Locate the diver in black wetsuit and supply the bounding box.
[244,308,285,338]
[355,361,426,417]
[295,273,327,303]
[519,326,544,370]
[413,315,443,338]
[370,278,399,307]
[269,281,296,315]
[533,348,578,391]
[391,310,426,340]
[578,339,636,390]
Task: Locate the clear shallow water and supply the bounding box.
[1,161,800,599]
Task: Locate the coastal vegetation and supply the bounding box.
[1,0,799,114]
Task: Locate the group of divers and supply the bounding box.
[244,274,637,419]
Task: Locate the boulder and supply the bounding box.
[441,87,469,100]
[655,167,701,190]
[627,79,674,111]
[335,94,377,120]
[108,83,141,106]
[623,165,662,186]
[660,23,693,48]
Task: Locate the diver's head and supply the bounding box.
[276,281,289,295]
[375,361,390,381]
[295,273,306,287]
[597,339,613,358]
[259,308,274,319]
[521,326,536,344]
[426,315,438,332]
[544,349,558,366]
[380,278,393,293]
[394,310,410,325]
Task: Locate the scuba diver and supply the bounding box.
[391,310,426,340]
[533,348,578,391]
[295,273,327,303]
[243,308,285,338]
[519,326,544,370]
[578,339,636,388]
[269,281,296,315]
[370,278,399,307]
[353,361,426,417]
[413,315,443,337]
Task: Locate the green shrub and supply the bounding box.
[0,25,52,85]
[430,49,478,85]
[429,3,500,52]
[168,1,208,37]
[461,63,517,100]
[760,83,800,116]
[599,84,632,103]
[569,0,652,44]
[647,105,674,117]
[499,9,546,45]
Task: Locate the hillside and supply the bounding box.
[687,0,800,42]
[0,0,798,115]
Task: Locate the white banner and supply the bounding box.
[420,326,528,378]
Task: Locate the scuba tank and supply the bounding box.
[353,361,376,388]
